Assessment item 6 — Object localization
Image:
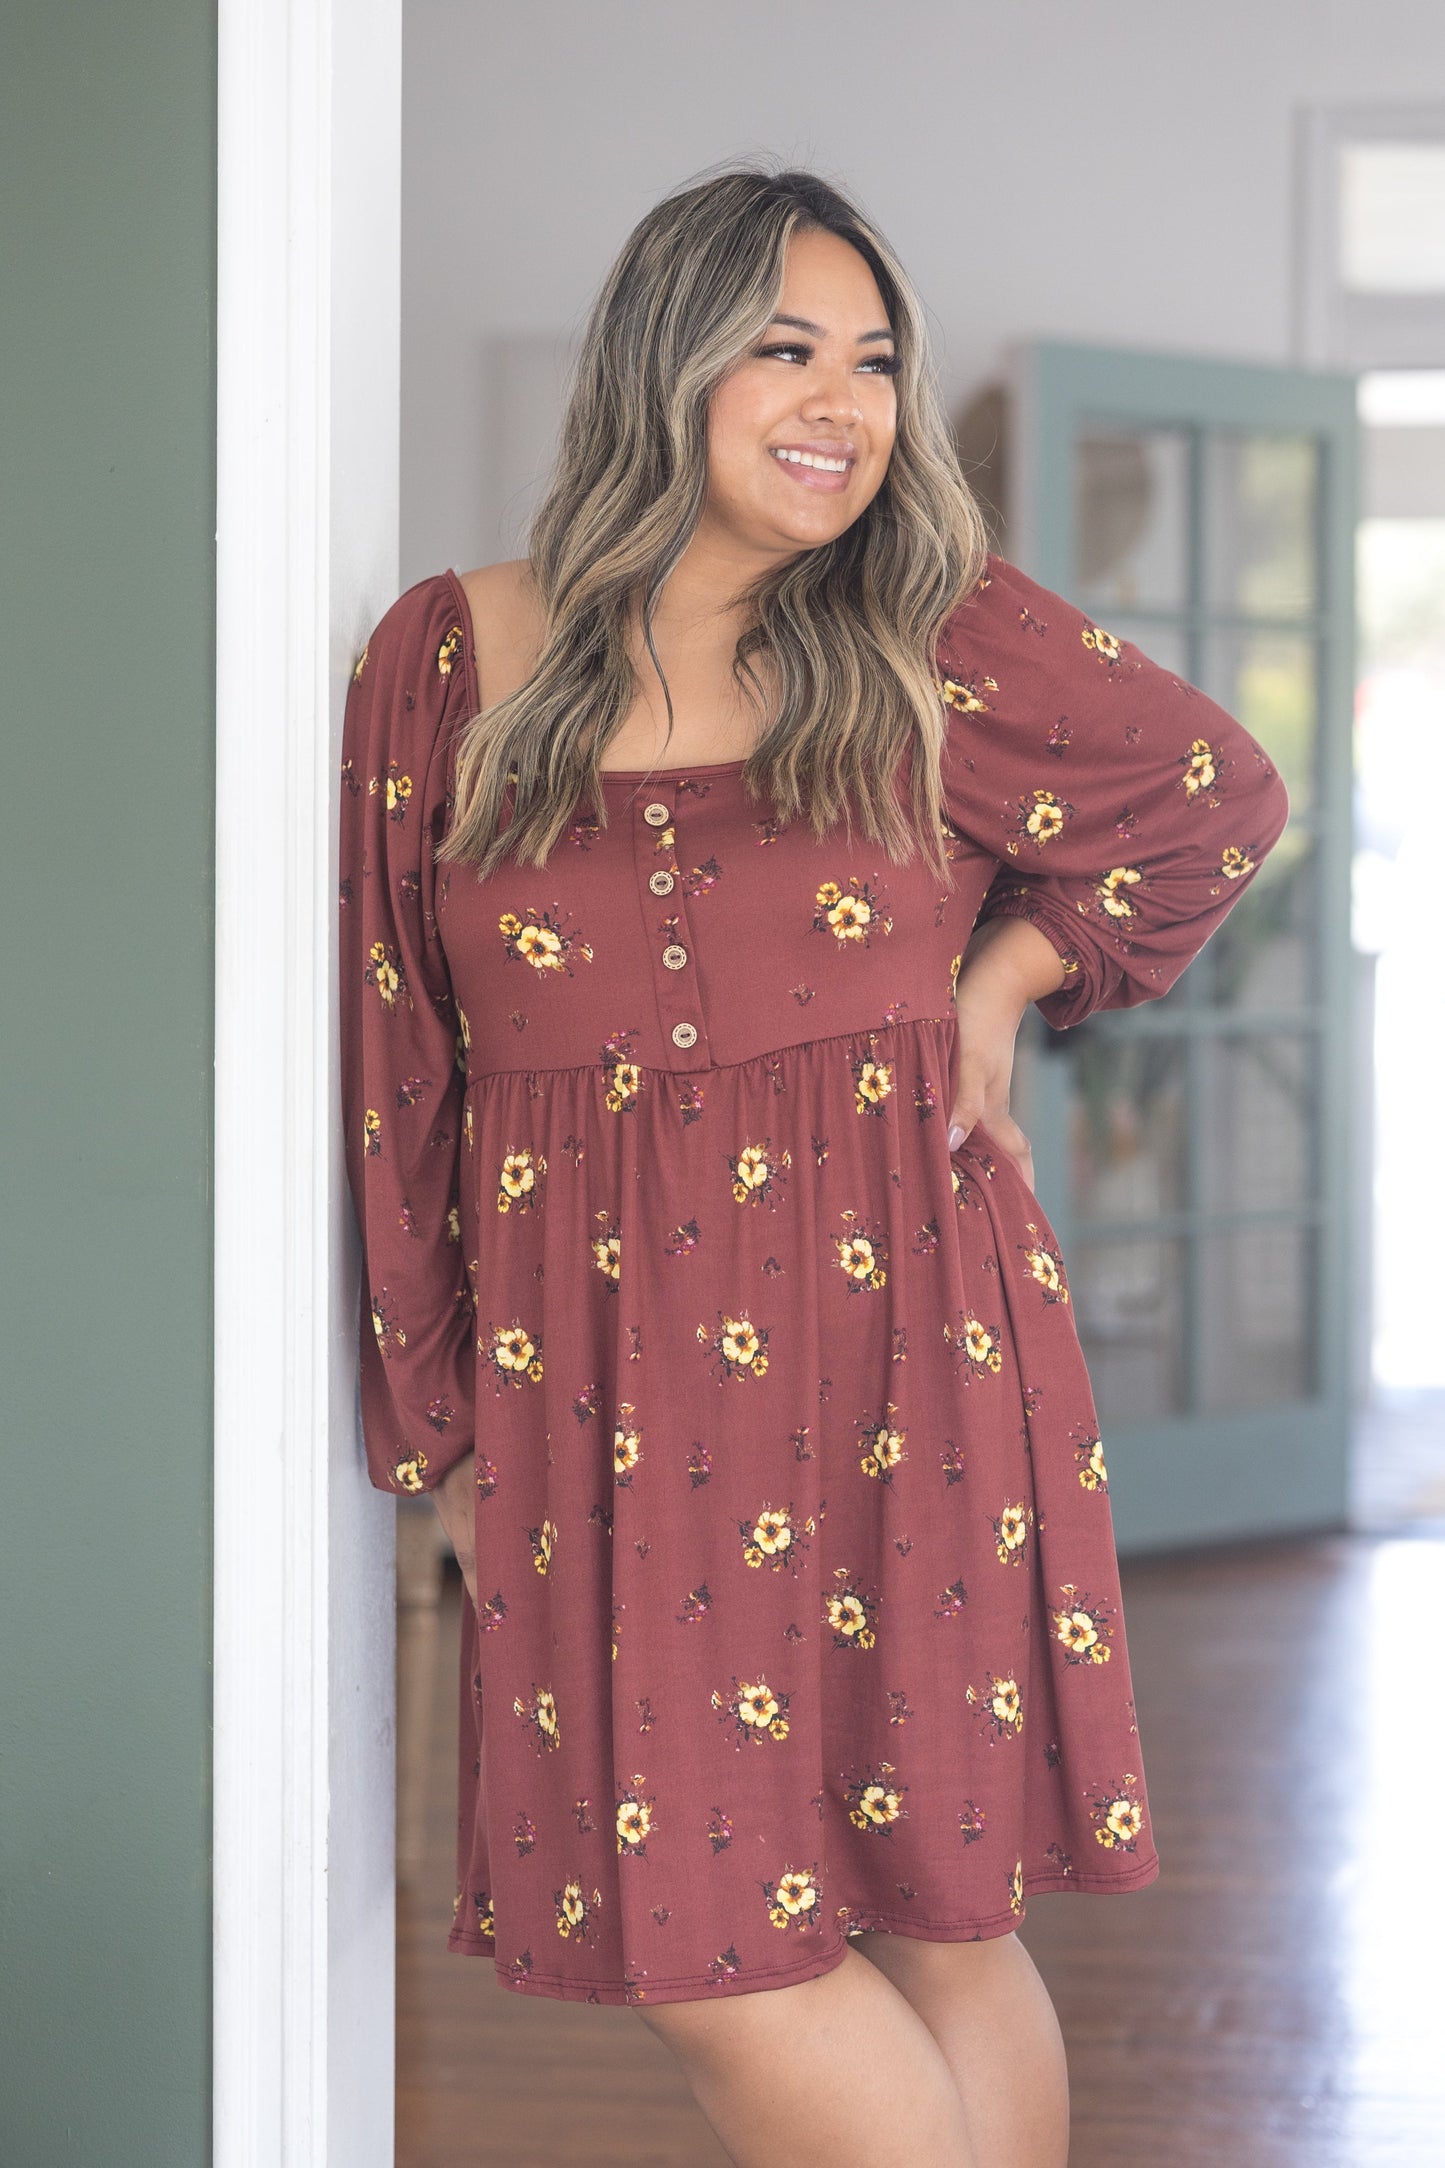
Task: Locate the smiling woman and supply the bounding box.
[338,159,1288,2167]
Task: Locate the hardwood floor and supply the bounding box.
[397,1531,1445,2165]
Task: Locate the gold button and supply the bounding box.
[671,1021,698,1048]
[648,869,675,894]
[662,943,688,969]
[643,801,670,826]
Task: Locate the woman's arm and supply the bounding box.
[338,578,478,1506]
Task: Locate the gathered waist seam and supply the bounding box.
[461,1012,959,1092]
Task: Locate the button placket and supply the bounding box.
[633,790,708,1067]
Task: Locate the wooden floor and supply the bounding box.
[397,1530,1445,2166]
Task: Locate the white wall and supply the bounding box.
[401,0,1445,582]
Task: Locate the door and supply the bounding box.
[1005,339,1359,1552]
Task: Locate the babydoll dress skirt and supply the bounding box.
[338,552,1291,2007]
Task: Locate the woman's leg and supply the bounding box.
[851,1928,1070,2168]
[636,1940,979,2167]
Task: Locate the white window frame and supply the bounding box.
[214,4,402,2161]
[1295,102,1445,368]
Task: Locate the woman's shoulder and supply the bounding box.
[453,558,545,712]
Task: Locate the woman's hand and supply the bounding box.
[947,916,1067,1193]
[429,1451,479,1609]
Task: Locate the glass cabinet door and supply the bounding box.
[1008,341,1358,1551]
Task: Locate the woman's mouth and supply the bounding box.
[769,445,855,493]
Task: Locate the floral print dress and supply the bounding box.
[338,551,1290,2007]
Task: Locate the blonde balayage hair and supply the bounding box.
[438,160,990,885]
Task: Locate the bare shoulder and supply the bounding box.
[455,558,545,710]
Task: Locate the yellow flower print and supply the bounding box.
[351,641,369,681]
[528,1517,558,1575]
[1005,787,1073,855]
[555,1877,602,1942]
[1009,1860,1025,1916]
[1088,1774,1146,1852]
[455,1002,471,1072]
[699,1311,771,1381]
[993,1502,1031,1565]
[1182,737,1220,799]
[498,1147,545,1213]
[615,1777,656,1855]
[812,875,894,946]
[945,1312,1004,1379]
[711,1673,792,1746]
[1074,1432,1109,1491]
[370,1292,406,1357]
[513,1682,561,1753]
[1052,1583,1115,1666]
[1082,622,1122,662]
[462,1100,474,1153]
[471,1889,494,1938]
[948,951,964,996]
[1220,843,1257,879]
[497,905,595,975]
[363,1107,381,1156]
[730,1140,792,1207]
[391,1452,428,1493]
[966,1670,1023,1740]
[851,1050,894,1115]
[844,1763,908,1835]
[436,623,462,676]
[486,1321,544,1385]
[1096,865,1142,920]
[445,1203,460,1244]
[739,1503,814,1571]
[858,1409,906,1484]
[591,1220,622,1283]
[364,938,407,1011]
[613,1407,643,1486]
[605,1059,642,1113]
[825,1568,878,1651]
[937,672,998,714]
[1021,1230,1069,1305]
[835,1213,888,1293]
[369,763,412,821]
[764,1864,822,1931]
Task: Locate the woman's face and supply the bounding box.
[704,226,899,564]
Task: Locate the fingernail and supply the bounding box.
[947,1123,966,1151]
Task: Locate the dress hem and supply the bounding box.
[444,1850,1161,2004]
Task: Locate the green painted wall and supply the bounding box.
[1,6,215,2162]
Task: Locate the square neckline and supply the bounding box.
[443,566,752,781]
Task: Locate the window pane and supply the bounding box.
[1204,433,1320,619]
[1198,1034,1318,1214]
[1340,143,1445,294]
[1070,1237,1185,1422]
[1206,833,1317,1011]
[1101,615,1192,678]
[1073,427,1191,613]
[1197,1225,1317,1410]
[1069,1036,1189,1223]
[1201,625,1317,818]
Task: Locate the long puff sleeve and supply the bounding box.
[936,553,1292,1031]
[338,574,476,1495]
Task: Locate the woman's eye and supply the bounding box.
[754,342,900,376]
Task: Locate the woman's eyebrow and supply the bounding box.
[769,313,895,344]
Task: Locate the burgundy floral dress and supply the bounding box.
[338,551,1290,2007]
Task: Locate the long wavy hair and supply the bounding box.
[437,159,991,884]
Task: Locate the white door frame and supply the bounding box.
[214,4,402,2160]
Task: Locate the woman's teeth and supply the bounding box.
[771,449,851,473]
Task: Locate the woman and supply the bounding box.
[339,163,1289,2166]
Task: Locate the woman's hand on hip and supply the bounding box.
[947,920,1058,1195]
